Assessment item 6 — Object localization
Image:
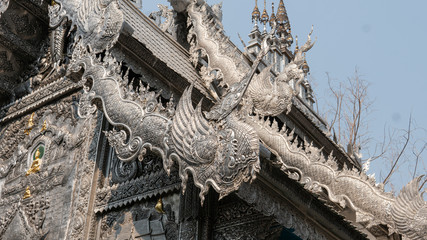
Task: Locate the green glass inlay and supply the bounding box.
[33,145,45,160]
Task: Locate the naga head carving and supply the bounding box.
[277,62,304,83]
[171,85,260,202]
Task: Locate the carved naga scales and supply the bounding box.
[72,53,260,202]
[62,0,426,238]
[246,114,427,238]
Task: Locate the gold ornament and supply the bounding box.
[40,120,47,132]
[24,112,35,135]
[23,186,31,199]
[155,197,165,214]
[26,148,42,176]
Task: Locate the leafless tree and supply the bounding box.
[324,68,376,161]
[321,68,427,194]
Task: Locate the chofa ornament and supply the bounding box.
[186,0,314,117]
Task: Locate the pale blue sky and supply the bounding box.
[142,0,426,192]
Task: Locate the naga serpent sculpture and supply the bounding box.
[185,0,426,238]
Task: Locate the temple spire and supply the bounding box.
[251,0,261,25]
[276,0,290,34]
[248,0,262,50]
[269,2,276,28]
[260,0,269,33]
[275,0,293,46]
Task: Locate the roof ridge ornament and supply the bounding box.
[49,0,123,54]
[302,53,310,74]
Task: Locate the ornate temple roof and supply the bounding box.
[0,1,426,239]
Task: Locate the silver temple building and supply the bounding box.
[0,0,425,239]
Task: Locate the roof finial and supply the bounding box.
[252,0,261,24]
[269,2,276,28]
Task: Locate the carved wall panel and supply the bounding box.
[0,0,49,104]
[0,93,78,164]
[0,93,100,240]
[236,182,329,240]
[93,139,181,239]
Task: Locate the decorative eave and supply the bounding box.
[94,171,181,213]
[237,158,370,239]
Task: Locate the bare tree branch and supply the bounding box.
[365,125,391,163]
[322,68,425,190]
[412,142,426,178]
[383,114,412,185]
[419,175,427,192]
[326,72,344,142]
